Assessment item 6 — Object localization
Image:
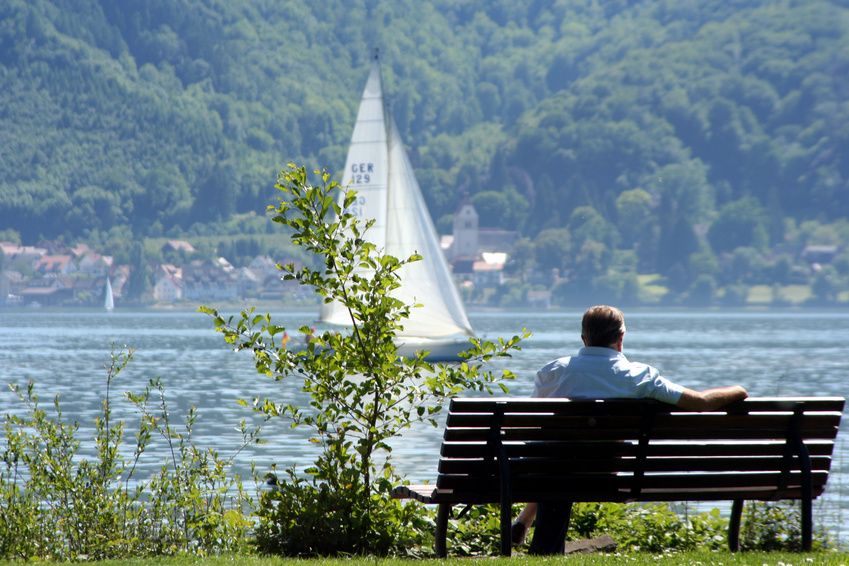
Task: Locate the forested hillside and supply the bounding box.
[2,0,849,304]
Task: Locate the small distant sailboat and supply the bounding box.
[319,52,474,361]
[104,276,114,311]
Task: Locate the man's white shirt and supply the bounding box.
[533,346,684,404]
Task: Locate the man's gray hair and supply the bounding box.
[581,305,626,347]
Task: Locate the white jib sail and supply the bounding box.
[104,277,114,311]
[385,116,473,338]
[319,59,473,339]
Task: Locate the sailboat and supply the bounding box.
[319,53,474,361]
[104,276,114,311]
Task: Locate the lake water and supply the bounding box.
[1,308,848,541]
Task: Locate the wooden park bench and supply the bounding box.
[392,397,845,556]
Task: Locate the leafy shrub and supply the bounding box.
[443,503,510,556]
[739,501,829,551]
[440,501,726,555]
[443,500,830,555]
[254,469,429,556]
[571,502,726,552]
[0,349,254,561]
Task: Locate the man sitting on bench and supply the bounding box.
[514,305,749,555]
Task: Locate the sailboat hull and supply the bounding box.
[284,334,471,362]
[395,336,472,362]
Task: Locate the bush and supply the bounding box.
[254,469,429,556]
[442,500,830,555]
[0,349,255,561]
[740,501,829,551]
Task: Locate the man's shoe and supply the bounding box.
[511,521,527,545]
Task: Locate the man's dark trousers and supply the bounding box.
[528,500,573,555]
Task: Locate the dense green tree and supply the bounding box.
[503,237,536,282]
[721,283,750,307]
[572,240,610,283]
[568,206,618,252]
[708,198,769,254]
[471,189,528,230]
[657,215,700,275]
[533,228,571,274]
[615,188,653,244]
[685,274,718,306]
[615,188,660,271]
[125,242,151,300]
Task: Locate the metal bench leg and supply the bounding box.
[729,499,743,552]
[435,503,450,558]
[500,499,512,557]
[802,495,812,551]
[791,404,814,551]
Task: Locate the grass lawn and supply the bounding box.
[746,284,817,305]
[637,274,668,303]
[781,284,813,303]
[747,284,773,304]
[4,553,849,566]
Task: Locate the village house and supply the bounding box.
[163,240,197,255]
[18,277,74,306]
[0,242,47,263]
[153,264,183,303]
[801,245,839,266]
[70,275,103,305]
[70,243,92,258]
[34,255,76,276]
[76,251,114,276]
[182,259,239,302]
[237,267,262,298]
[472,252,507,289]
[248,255,279,279]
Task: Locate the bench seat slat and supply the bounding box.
[392,484,826,505]
[437,470,829,492]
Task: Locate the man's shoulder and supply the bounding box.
[539,356,572,371]
[618,357,659,375]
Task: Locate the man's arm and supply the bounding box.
[675,385,748,411]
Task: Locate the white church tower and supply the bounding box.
[452,200,479,259]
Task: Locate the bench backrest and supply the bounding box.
[436,397,844,503]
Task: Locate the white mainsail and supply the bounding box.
[104,276,114,311]
[319,57,474,352]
